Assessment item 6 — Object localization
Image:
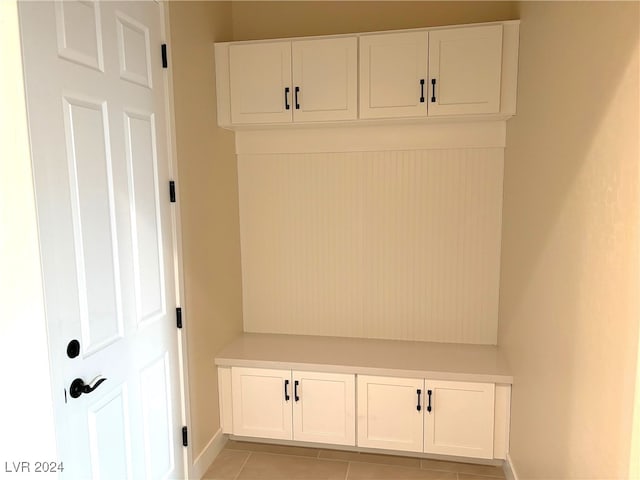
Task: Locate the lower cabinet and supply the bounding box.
[222,367,504,460]
[357,375,495,459]
[231,367,356,446]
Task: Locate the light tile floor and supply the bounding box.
[203,441,506,480]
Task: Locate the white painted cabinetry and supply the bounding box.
[231,367,293,439]
[215,21,519,127]
[227,37,357,124]
[359,31,429,119]
[292,370,356,445]
[230,367,356,445]
[291,37,358,122]
[357,375,496,458]
[428,25,503,116]
[360,24,504,118]
[424,380,495,459]
[357,375,424,452]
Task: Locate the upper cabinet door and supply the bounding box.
[359,31,428,119]
[424,380,495,459]
[428,25,503,116]
[229,41,292,124]
[292,37,358,122]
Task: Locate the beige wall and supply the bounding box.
[231,1,517,40]
[499,2,640,479]
[168,1,243,458]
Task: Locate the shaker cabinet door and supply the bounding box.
[428,25,503,116]
[424,380,495,458]
[231,367,293,440]
[292,37,358,122]
[357,375,424,452]
[292,371,356,445]
[229,42,292,124]
[359,31,429,119]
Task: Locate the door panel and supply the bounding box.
[292,37,357,122]
[357,375,424,452]
[292,371,355,445]
[232,367,293,440]
[359,31,428,119]
[19,1,184,478]
[424,380,495,458]
[428,25,502,115]
[229,42,292,124]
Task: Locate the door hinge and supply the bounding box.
[161,44,168,69]
[169,181,176,203]
[182,426,188,447]
[176,307,182,329]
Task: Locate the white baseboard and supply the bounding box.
[191,428,227,480]
[503,452,520,480]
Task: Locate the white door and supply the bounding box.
[359,31,428,119]
[292,371,355,446]
[291,37,358,122]
[357,375,424,452]
[229,41,292,124]
[231,367,293,440]
[19,2,184,478]
[424,380,495,459]
[428,25,503,116]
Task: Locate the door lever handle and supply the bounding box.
[70,376,107,399]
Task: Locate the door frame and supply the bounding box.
[159,3,193,478]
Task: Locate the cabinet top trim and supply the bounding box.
[216,19,520,46]
[215,333,513,384]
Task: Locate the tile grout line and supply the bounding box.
[232,451,252,480]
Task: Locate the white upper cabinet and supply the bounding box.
[359,31,428,119]
[215,21,518,127]
[292,37,358,122]
[227,37,357,124]
[428,25,503,116]
[424,380,495,459]
[229,41,292,124]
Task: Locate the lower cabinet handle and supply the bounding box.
[295,86,300,110]
[294,380,300,402]
[284,379,290,401]
[419,79,425,103]
[416,389,422,411]
[431,79,437,103]
[427,389,432,413]
[284,87,290,110]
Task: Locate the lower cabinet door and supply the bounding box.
[424,380,495,459]
[292,371,355,446]
[357,375,424,452]
[231,367,293,440]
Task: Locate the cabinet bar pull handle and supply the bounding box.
[420,79,425,103]
[284,379,290,401]
[427,389,432,413]
[284,87,290,110]
[295,86,300,110]
[431,79,436,103]
[294,380,300,402]
[416,389,422,411]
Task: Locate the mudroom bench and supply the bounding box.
[215,333,512,463]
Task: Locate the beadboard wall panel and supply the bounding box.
[238,148,504,345]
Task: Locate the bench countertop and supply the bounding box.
[215,333,513,384]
